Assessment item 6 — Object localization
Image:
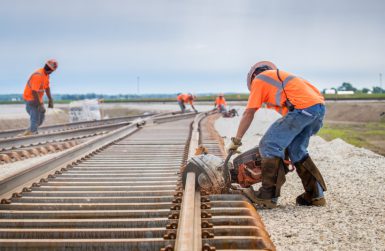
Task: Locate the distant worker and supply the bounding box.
[214,93,227,113]
[177,93,198,113]
[22,59,58,136]
[227,61,327,208]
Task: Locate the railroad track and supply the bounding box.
[0,112,275,251]
[0,114,155,140]
[0,114,162,164]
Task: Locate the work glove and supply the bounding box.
[48,99,54,108]
[38,104,46,113]
[194,109,198,113]
[226,137,242,153]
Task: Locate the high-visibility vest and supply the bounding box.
[23,69,49,102]
[247,70,324,115]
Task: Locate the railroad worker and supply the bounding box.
[227,60,327,208]
[214,93,227,113]
[22,59,58,136]
[177,93,198,113]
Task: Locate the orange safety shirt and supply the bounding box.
[177,94,193,105]
[215,97,227,107]
[23,68,50,102]
[246,70,324,116]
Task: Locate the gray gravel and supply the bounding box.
[215,108,385,251]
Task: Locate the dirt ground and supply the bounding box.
[321,101,385,156]
[324,101,385,122]
[0,105,144,131]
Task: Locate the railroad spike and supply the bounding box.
[201,203,211,209]
[201,221,213,228]
[22,187,32,193]
[1,199,11,204]
[163,231,177,240]
[202,243,216,251]
[166,222,178,229]
[160,245,174,251]
[202,230,215,239]
[12,192,22,198]
[31,182,40,187]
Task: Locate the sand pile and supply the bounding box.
[215,108,385,251]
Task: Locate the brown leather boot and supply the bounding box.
[295,156,327,206]
[253,157,286,209]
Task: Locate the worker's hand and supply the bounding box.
[48,99,54,108]
[38,103,46,113]
[226,137,242,153]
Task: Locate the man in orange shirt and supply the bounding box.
[22,59,58,135]
[176,93,198,113]
[227,61,327,208]
[214,93,227,113]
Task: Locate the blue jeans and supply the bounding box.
[259,104,325,164]
[26,101,45,132]
[178,101,186,112]
[218,104,227,113]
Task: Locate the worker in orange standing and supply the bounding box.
[22,59,58,136]
[214,93,227,113]
[176,93,198,113]
[227,61,327,208]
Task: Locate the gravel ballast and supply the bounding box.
[215,108,385,251]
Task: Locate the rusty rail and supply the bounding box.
[0,112,276,251]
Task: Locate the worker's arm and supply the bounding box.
[32,90,46,113]
[32,91,41,106]
[46,87,54,108]
[235,108,257,139]
[191,104,198,113]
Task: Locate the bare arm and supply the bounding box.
[45,87,52,101]
[190,103,197,112]
[235,108,257,139]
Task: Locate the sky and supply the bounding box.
[0,0,384,94]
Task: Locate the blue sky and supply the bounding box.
[0,0,384,94]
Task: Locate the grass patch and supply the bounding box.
[318,122,385,155]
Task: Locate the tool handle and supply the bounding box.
[224,150,234,168]
[222,150,235,192]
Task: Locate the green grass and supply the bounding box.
[318,122,385,155]
[1,93,384,104]
[323,93,385,100]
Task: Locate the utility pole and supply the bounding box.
[137,76,140,95]
[380,73,383,92]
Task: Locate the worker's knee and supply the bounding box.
[259,139,285,160]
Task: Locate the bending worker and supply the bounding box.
[22,59,58,136]
[214,93,227,113]
[177,93,198,113]
[227,61,327,209]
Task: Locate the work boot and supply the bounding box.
[295,156,327,206]
[253,157,286,209]
[21,130,37,136]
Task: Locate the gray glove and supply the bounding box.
[226,137,242,153]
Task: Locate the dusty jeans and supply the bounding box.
[26,101,45,132]
[259,104,325,164]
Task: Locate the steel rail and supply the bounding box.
[0,112,276,250]
[0,115,193,250]
[0,121,133,151]
[0,112,195,200]
[0,124,139,200]
[175,113,205,251]
[0,113,155,139]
